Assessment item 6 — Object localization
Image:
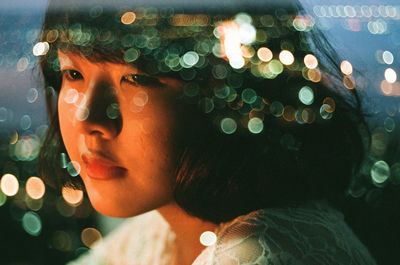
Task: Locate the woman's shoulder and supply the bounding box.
[66,210,177,265]
[194,201,377,265]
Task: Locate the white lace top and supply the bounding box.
[66,201,376,265]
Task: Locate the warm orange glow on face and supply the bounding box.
[26,176,46,200]
[1,173,19,197]
[62,186,83,206]
[57,51,178,217]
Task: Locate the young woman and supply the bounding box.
[39,0,377,264]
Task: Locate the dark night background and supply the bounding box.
[0,0,400,264]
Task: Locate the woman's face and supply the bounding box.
[57,50,182,217]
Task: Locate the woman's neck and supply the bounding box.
[157,202,218,265]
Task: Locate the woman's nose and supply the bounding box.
[79,80,122,139]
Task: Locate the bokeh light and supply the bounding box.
[182,51,199,68]
[307,68,322,82]
[241,88,257,104]
[67,161,81,177]
[322,97,336,113]
[26,197,44,211]
[17,57,29,72]
[301,108,315,124]
[257,47,273,62]
[371,160,390,185]
[22,211,42,236]
[1,173,19,197]
[304,54,318,69]
[343,76,356,90]
[81,227,102,248]
[26,88,39,103]
[382,50,394,65]
[64,88,79,104]
[123,48,140,63]
[298,86,314,105]
[283,106,296,122]
[340,60,353,75]
[32,42,49,56]
[26,176,46,200]
[248,117,264,134]
[62,186,84,206]
[199,231,217,246]
[384,117,395,132]
[132,91,149,107]
[121,12,136,25]
[384,68,397,83]
[269,59,283,74]
[52,231,73,252]
[320,104,333,120]
[270,101,284,117]
[220,118,237,134]
[279,50,294,65]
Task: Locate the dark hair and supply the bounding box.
[38,0,369,223]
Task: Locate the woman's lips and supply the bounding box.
[82,154,127,180]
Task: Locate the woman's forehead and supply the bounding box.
[57,49,140,73]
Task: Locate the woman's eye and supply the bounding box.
[123,74,162,87]
[62,70,83,81]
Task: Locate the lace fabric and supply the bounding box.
[66,210,178,265]
[193,201,376,265]
[67,201,376,265]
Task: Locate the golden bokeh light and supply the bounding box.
[257,47,273,62]
[26,176,46,200]
[279,50,294,65]
[343,76,356,89]
[46,29,59,43]
[340,60,353,75]
[304,54,318,69]
[323,97,336,113]
[121,12,136,25]
[10,131,18,145]
[380,80,400,96]
[200,231,217,246]
[241,45,255,59]
[384,68,397,84]
[62,186,83,206]
[301,107,315,124]
[380,80,392,95]
[283,105,296,122]
[1,173,19,197]
[307,68,322,82]
[81,227,102,248]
